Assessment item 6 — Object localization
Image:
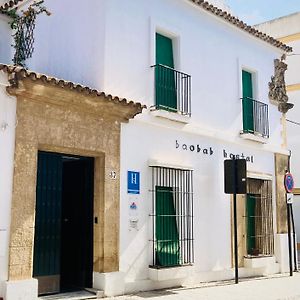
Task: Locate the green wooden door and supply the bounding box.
[246,194,256,254]
[33,151,62,278]
[155,33,177,110]
[242,70,254,133]
[155,186,180,266]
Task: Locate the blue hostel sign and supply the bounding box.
[128,171,140,194]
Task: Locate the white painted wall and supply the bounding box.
[98,0,284,149]
[0,72,16,298]
[0,0,284,149]
[25,0,107,89]
[120,120,276,284]
[0,14,12,64]
[1,0,285,140]
[107,0,286,290]
[101,0,283,125]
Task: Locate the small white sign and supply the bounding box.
[128,197,139,231]
[287,193,294,204]
[129,219,138,230]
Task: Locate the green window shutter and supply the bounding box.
[155,186,180,266]
[242,70,254,133]
[156,33,174,68]
[155,33,177,110]
[246,194,256,254]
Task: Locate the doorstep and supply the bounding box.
[39,290,102,300]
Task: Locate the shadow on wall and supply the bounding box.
[121,223,150,280]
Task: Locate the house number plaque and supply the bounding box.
[109,171,117,180]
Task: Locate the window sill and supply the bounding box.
[239,132,269,144]
[149,265,194,281]
[244,256,275,269]
[149,108,190,124]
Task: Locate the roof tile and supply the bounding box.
[0,64,146,114]
[188,0,292,52]
[0,0,24,12]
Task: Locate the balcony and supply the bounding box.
[151,64,191,117]
[241,97,269,140]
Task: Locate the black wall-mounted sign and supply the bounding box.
[224,159,247,194]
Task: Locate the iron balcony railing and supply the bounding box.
[151,64,191,116]
[242,97,269,138]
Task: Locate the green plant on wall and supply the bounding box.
[4,0,51,67]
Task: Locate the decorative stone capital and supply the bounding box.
[269,56,293,113]
[278,102,294,114]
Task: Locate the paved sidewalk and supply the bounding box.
[109,273,300,300]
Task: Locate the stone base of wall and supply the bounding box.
[244,256,279,275]
[275,233,297,273]
[124,266,281,295]
[93,271,125,297]
[4,279,38,300]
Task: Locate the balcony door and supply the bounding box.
[155,33,177,110]
[242,70,254,133]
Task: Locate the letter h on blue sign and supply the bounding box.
[127,171,140,194]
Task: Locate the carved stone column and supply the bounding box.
[274,153,289,233]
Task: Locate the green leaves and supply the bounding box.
[4,0,51,67]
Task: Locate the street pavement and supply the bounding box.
[108,272,300,300]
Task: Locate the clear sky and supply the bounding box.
[225,0,300,25]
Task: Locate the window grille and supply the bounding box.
[149,166,194,268]
[244,179,274,256]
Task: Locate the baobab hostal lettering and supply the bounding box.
[223,149,254,163]
[175,140,254,163]
[176,140,213,155]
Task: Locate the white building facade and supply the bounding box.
[0,0,295,299]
